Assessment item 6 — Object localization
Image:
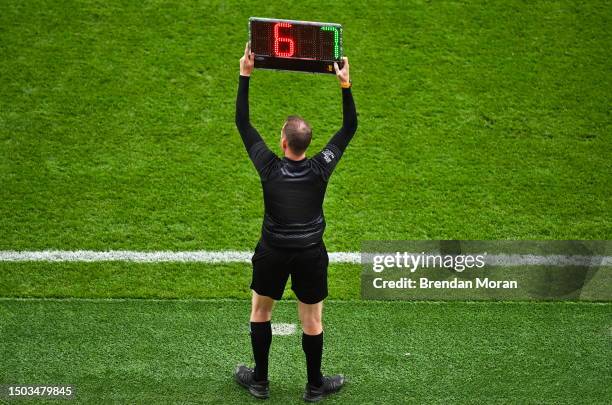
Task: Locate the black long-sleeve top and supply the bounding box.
[235,75,357,248]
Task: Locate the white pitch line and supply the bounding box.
[0,250,610,266]
[0,250,358,263]
[485,254,612,267]
[0,250,254,263]
[271,323,296,336]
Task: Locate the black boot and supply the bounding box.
[234,364,270,399]
[303,374,345,402]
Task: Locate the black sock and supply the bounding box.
[302,332,324,387]
[250,321,272,382]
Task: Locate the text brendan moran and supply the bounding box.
[372,277,518,289]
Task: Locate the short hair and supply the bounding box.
[283,115,312,155]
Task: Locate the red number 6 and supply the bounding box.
[274,22,295,57]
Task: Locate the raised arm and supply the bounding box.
[235,42,263,152]
[327,57,358,152]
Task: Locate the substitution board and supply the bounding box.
[249,17,344,74]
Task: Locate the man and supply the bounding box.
[233,42,357,402]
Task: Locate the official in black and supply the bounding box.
[234,42,357,402]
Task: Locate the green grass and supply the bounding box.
[1,299,610,404]
[1,1,610,403]
[0,262,361,300]
[1,0,610,252]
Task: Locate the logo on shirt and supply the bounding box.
[322,149,335,163]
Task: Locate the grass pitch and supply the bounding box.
[1,299,610,404]
[1,0,610,252]
[1,0,610,403]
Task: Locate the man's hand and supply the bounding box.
[333,57,350,84]
[240,41,255,77]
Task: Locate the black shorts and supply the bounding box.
[250,239,329,304]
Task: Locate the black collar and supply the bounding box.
[283,156,307,164]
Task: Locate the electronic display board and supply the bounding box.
[249,17,344,74]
